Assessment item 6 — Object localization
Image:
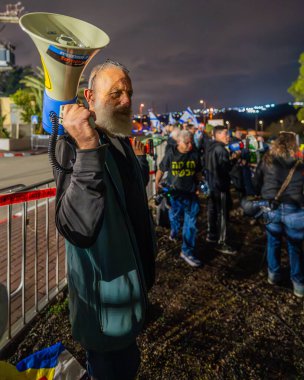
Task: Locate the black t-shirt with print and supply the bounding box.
[159,146,202,194]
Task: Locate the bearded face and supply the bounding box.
[87,67,134,137]
[93,98,133,137]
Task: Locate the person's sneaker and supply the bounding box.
[180,252,202,267]
[267,271,281,285]
[215,243,237,255]
[267,277,280,285]
[206,235,217,243]
[293,282,304,298]
[267,277,279,285]
[168,235,177,243]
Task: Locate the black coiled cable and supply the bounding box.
[48,111,73,174]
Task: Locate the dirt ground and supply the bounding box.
[4,199,304,380]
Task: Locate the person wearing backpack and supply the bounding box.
[253,132,304,297]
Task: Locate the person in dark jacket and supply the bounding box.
[54,60,157,380]
[205,125,241,254]
[231,127,255,196]
[253,132,304,297]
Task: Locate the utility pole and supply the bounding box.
[0,2,24,23]
[0,3,24,71]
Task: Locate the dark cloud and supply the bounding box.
[1,0,303,112]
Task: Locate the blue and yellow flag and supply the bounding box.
[0,342,64,379]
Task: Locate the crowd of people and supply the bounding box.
[155,122,304,300]
[53,59,304,379]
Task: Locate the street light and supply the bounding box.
[199,99,206,124]
[279,119,284,129]
[139,103,144,124]
[209,107,214,120]
[225,120,230,131]
[258,120,264,132]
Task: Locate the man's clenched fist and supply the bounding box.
[62,104,99,150]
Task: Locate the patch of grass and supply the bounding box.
[48,297,68,316]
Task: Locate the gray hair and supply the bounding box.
[178,130,193,142]
[88,59,130,89]
[170,127,181,141]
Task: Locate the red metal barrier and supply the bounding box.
[0,188,57,206]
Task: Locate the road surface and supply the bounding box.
[0,154,53,190]
[0,154,53,220]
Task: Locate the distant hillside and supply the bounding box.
[215,103,298,130]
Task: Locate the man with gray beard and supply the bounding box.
[54,60,156,380]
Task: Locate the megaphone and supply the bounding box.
[228,141,244,152]
[19,12,110,135]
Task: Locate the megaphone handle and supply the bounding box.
[89,115,96,129]
[49,111,73,173]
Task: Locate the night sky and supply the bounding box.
[1,0,304,112]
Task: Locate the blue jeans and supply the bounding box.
[265,204,304,285]
[86,341,140,380]
[169,195,200,256]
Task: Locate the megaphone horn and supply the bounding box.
[19,12,110,135]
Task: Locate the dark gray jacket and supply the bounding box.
[54,133,156,353]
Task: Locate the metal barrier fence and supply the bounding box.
[0,140,166,351]
[0,179,66,350]
[146,141,166,199]
[31,135,49,150]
